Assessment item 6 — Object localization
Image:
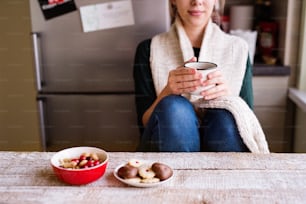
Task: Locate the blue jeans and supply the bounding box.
[138,95,249,152]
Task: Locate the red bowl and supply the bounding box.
[51,146,108,185]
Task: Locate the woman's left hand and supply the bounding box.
[200,70,231,100]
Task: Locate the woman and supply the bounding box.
[133,0,253,152]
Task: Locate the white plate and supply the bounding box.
[113,162,173,188]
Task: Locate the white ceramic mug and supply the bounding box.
[184,61,218,95]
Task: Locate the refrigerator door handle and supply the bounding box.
[37,96,47,151]
[32,32,43,91]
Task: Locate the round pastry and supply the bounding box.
[117,164,138,179]
[141,177,160,183]
[138,165,156,179]
[128,159,143,168]
[124,177,142,183]
[151,162,173,181]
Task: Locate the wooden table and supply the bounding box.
[1,152,306,204]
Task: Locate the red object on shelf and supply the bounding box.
[258,21,278,57]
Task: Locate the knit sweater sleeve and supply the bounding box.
[239,56,254,110]
[133,39,156,131]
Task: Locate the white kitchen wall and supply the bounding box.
[293,0,306,152]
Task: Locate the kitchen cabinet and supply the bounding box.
[226,0,302,152]
[253,76,289,152]
[252,65,291,152]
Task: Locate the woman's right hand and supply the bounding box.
[142,57,200,125]
[163,57,202,95]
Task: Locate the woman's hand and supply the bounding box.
[163,57,202,95]
[142,57,201,125]
[200,69,231,100]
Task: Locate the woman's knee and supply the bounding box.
[155,95,196,119]
[201,108,248,152]
[142,95,200,152]
[204,109,236,132]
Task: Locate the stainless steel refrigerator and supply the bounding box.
[29,0,170,151]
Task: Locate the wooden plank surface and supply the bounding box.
[0,152,306,204]
[1,187,306,204]
[1,152,306,171]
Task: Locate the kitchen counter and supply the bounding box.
[253,64,291,76]
[1,152,306,203]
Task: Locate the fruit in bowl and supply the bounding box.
[50,146,108,185]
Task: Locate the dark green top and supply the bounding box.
[133,39,254,129]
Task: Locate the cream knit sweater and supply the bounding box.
[150,18,270,153]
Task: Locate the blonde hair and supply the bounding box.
[168,0,226,24]
[169,0,177,24]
